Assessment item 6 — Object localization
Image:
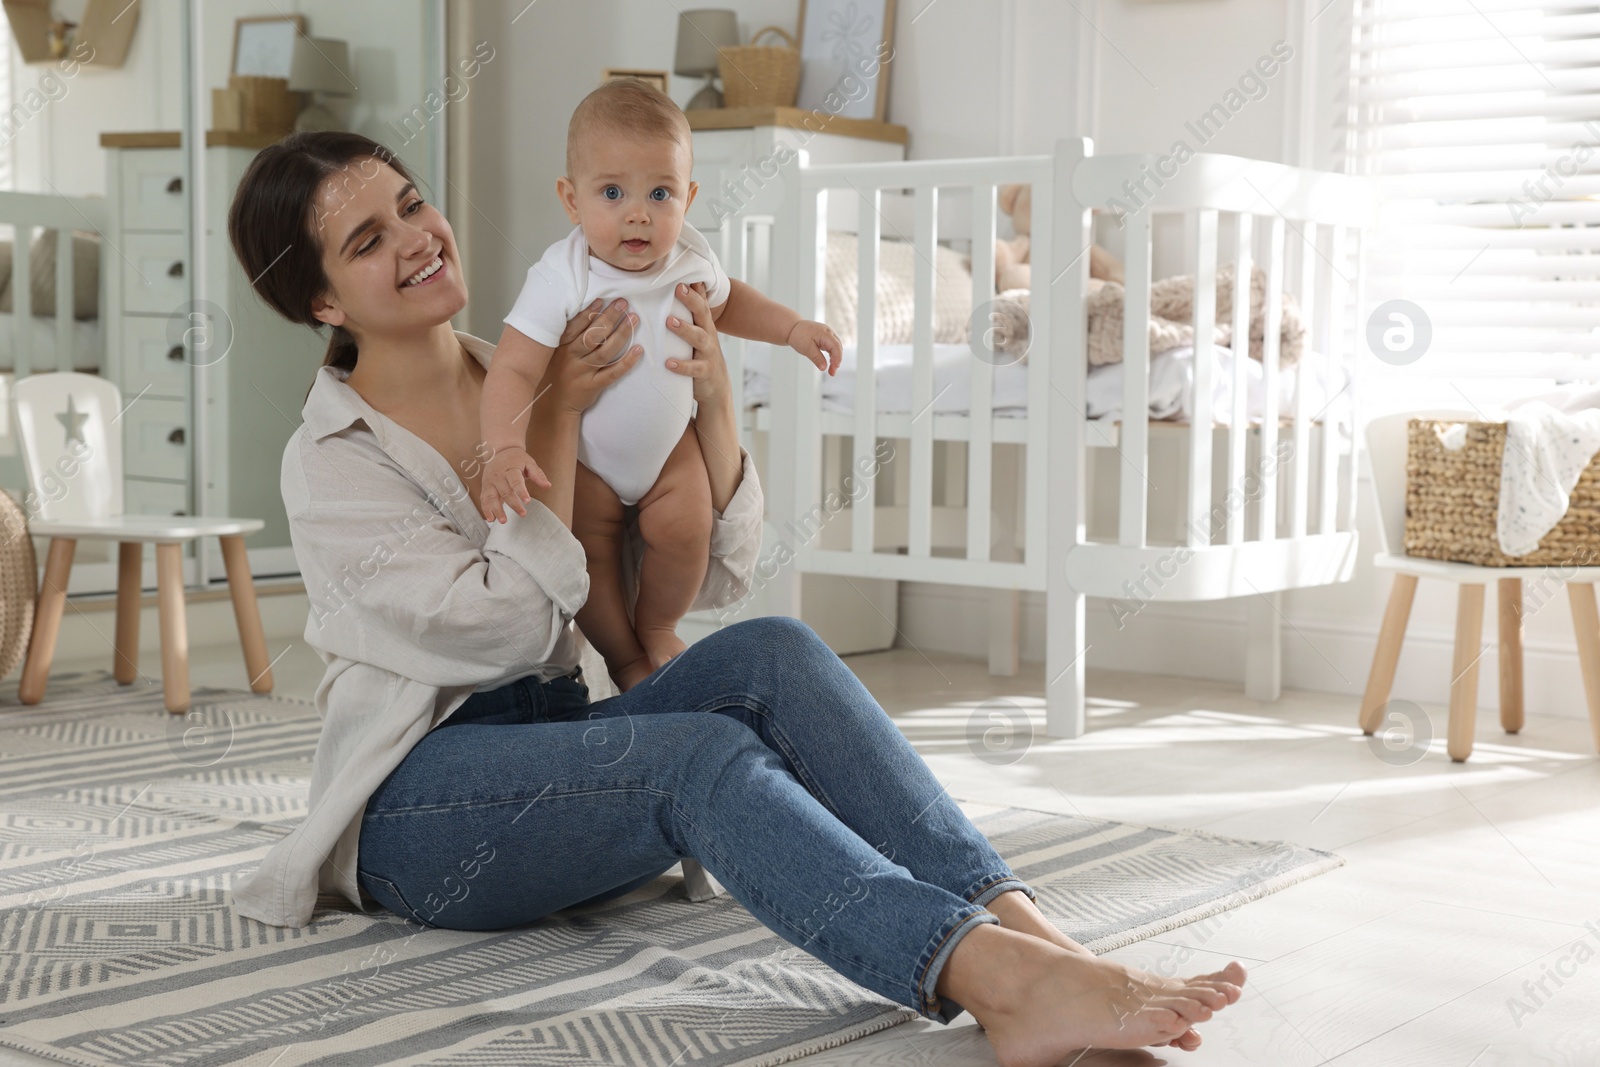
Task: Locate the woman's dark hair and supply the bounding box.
[228,131,417,397]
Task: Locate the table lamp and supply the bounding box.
[289,36,353,132]
[675,9,738,110]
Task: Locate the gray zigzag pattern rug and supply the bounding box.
[0,670,1342,1067]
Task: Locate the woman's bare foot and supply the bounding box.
[938,922,1246,1067]
[983,889,1225,1050]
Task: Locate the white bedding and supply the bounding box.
[0,312,101,373]
[741,341,1340,425]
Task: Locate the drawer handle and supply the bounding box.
[167,344,184,361]
[167,261,184,278]
[172,510,187,517]
[166,176,183,194]
[167,428,185,445]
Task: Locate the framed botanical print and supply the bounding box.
[795,0,897,122]
[601,68,670,94]
[231,14,306,79]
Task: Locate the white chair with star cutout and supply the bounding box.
[11,372,273,713]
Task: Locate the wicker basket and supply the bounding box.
[718,26,800,108]
[1405,418,1600,566]
[0,488,37,679]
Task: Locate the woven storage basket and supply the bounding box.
[718,26,800,108]
[1405,418,1600,567]
[0,488,37,679]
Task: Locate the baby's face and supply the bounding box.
[559,133,697,272]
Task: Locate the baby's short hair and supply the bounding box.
[567,79,693,177]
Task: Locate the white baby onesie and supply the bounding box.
[503,223,730,506]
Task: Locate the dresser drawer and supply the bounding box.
[122,398,189,482]
[121,233,187,315]
[118,149,187,232]
[124,476,189,517]
[117,315,188,398]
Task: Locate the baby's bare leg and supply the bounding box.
[572,462,652,691]
[633,425,713,671]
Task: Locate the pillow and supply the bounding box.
[0,228,101,319]
[823,230,972,347]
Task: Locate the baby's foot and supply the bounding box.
[638,628,687,672]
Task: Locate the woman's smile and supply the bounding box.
[401,253,446,289]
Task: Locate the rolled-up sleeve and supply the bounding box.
[289,438,588,689]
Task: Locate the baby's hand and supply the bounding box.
[480,446,550,523]
[787,320,842,376]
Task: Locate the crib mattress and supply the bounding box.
[0,313,101,374]
[741,341,1337,426]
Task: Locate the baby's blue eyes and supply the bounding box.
[601,186,672,202]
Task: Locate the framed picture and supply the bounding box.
[795,0,896,122]
[231,14,305,79]
[601,68,670,94]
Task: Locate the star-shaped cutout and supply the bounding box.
[56,394,89,447]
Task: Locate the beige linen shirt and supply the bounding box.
[230,331,763,929]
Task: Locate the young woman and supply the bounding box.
[225,131,1244,1066]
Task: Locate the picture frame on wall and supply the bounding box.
[795,0,896,122]
[601,67,670,94]
[231,14,306,79]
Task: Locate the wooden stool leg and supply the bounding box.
[1449,584,1487,762]
[1567,583,1600,755]
[113,542,142,685]
[155,543,190,715]
[18,538,76,705]
[219,535,272,693]
[1498,578,1524,734]
[1360,573,1418,734]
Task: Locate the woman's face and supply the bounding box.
[309,157,467,338]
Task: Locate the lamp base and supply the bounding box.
[687,81,723,110]
[294,101,342,133]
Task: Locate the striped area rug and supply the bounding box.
[0,670,1342,1067]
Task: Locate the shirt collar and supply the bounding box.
[299,330,496,444]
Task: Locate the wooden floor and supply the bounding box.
[5,640,1596,1067]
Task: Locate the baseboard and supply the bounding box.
[896,582,1599,722]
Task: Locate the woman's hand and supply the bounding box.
[543,297,645,415]
[665,282,733,415]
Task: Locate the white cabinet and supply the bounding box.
[104,138,324,588]
[683,112,907,656]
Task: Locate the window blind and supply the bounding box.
[1342,0,1600,378]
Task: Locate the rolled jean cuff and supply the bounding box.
[915,906,999,1024]
[965,875,1036,908]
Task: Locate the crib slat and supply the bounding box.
[1291,221,1317,538]
[13,229,30,378]
[1185,209,1218,547]
[968,183,997,561]
[1259,216,1285,542]
[908,186,938,558]
[1119,208,1151,549]
[1227,213,1253,545]
[1026,162,1053,577]
[853,189,881,554]
[721,219,748,421]
[1320,224,1345,535]
[55,228,72,373]
[1343,227,1365,531]
[794,187,828,548]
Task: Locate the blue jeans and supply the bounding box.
[356,615,1035,1023]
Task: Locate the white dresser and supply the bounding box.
[682,109,907,656]
[102,132,324,587]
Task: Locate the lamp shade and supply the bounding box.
[288,37,352,96]
[674,10,738,77]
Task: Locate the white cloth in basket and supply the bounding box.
[1496,399,1600,557]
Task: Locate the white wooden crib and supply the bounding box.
[705,137,1374,738]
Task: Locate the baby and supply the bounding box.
[481,79,841,691]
